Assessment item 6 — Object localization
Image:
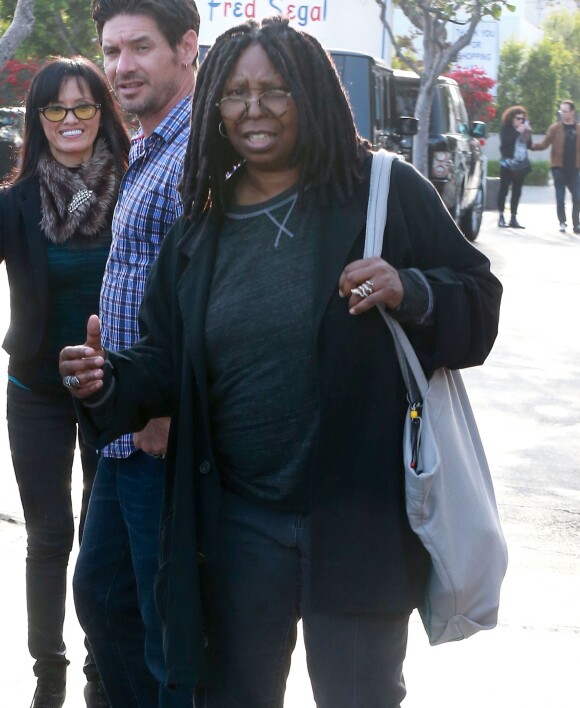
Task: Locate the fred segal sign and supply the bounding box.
[198,0,393,60]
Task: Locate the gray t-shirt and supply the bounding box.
[205,186,320,511]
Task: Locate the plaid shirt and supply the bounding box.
[99,96,191,458]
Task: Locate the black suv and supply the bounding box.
[0,107,24,182]
[330,51,487,241]
[329,50,418,155]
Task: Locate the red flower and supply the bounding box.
[445,67,496,123]
[0,59,40,106]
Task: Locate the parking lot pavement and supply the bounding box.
[1,186,578,706]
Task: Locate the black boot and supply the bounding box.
[498,213,507,227]
[509,215,525,228]
[84,678,111,707]
[30,665,66,708]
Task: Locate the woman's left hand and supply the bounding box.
[338,256,404,315]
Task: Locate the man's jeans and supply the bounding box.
[73,451,192,707]
[194,490,410,708]
[552,167,580,229]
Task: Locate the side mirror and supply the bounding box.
[472,121,487,139]
[398,116,419,136]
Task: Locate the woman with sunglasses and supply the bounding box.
[0,56,129,707]
[498,105,533,228]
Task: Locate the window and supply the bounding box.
[449,84,469,134]
[331,54,372,140]
[374,69,385,130]
[395,83,418,117]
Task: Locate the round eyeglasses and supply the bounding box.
[216,89,292,122]
[38,104,101,122]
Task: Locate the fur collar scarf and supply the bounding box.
[38,138,119,244]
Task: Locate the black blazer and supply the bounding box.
[500,123,531,160]
[0,177,113,364]
[0,178,52,360]
[78,155,503,687]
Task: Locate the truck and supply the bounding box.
[329,50,418,155]
[329,51,487,241]
[392,69,487,241]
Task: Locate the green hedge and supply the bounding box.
[486,159,551,186]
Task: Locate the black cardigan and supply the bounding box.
[0,178,112,365]
[500,123,531,160]
[78,154,503,687]
[0,179,52,359]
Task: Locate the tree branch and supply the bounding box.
[0,0,36,70]
[439,2,484,69]
[375,0,421,73]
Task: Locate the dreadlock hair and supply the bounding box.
[181,15,367,224]
[91,0,200,65]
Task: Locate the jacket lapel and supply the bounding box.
[312,171,370,329]
[20,180,49,303]
[176,213,219,415]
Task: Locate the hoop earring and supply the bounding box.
[182,62,190,69]
[218,121,229,139]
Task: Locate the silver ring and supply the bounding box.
[351,279,374,298]
[62,375,81,390]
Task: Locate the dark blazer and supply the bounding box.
[0,177,114,367]
[0,178,52,359]
[79,155,503,688]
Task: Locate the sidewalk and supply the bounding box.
[1,185,578,706]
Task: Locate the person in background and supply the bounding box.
[531,100,580,234]
[69,0,199,705]
[60,16,502,708]
[497,105,532,229]
[0,57,129,708]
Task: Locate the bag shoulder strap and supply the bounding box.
[365,150,428,401]
[364,149,396,259]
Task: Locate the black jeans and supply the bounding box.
[7,381,98,678]
[498,165,526,216]
[552,167,580,228]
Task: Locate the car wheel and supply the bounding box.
[460,183,484,241]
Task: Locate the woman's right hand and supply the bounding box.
[59,314,106,398]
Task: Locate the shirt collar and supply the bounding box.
[131,95,193,146]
